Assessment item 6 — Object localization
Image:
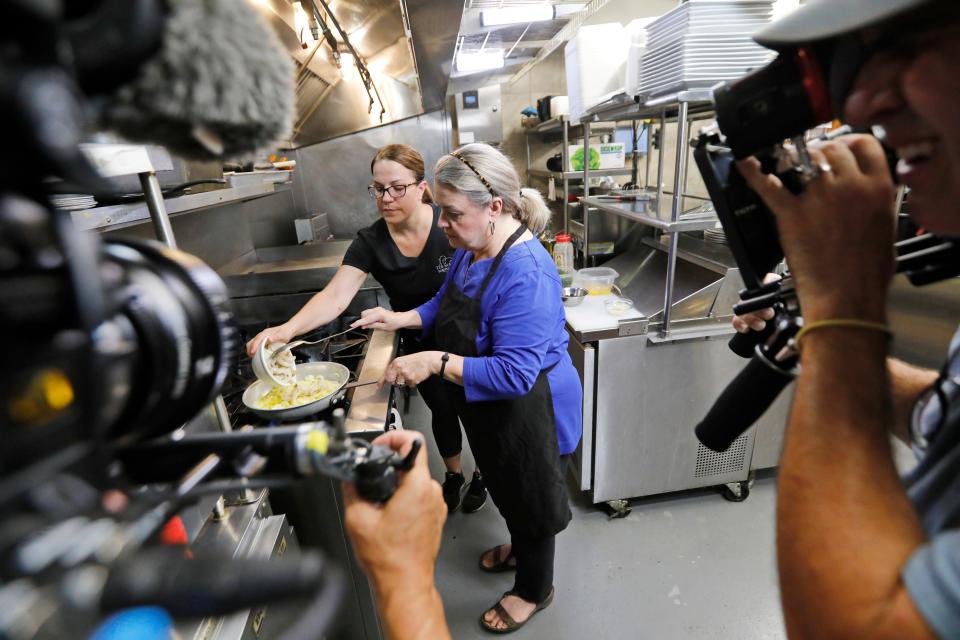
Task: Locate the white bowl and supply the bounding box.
[252,340,292,387]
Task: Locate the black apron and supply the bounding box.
[433,225,571,538]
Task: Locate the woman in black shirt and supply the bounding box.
[246,144,484,513]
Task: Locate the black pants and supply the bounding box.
[416,374,462,458]
[401,333,462,459]
[511,532,555,603]
[509,454,569,603]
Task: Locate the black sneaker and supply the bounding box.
[442,471,466,513]
[461,471,487,513]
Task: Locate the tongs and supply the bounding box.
[270,327,358,360]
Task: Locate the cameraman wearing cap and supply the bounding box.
[734,1,960,638]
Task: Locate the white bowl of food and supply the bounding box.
[252,340,297,387]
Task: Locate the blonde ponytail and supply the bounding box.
[517,187,550,236]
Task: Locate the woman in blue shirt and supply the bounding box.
[354,143,582,633]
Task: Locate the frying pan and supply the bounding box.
[241,361,354,421]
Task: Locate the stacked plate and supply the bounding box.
[638,0,776,100]
[703,226,729,244]
[51,193,98,211]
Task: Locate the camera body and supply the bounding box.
[693,46,837,290]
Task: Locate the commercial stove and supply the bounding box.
[175,316,399,640]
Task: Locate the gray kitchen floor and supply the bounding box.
[399,392,787,640]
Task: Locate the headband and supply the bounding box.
[450,151,496,196]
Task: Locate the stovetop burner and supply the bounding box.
[223,315,371,427]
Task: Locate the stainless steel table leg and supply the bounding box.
[661,102,691,337]
[139,171,177,249]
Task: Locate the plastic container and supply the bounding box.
[552,233,574,273]
[574,267,619,295]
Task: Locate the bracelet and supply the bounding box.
[794,319,892,352]
[439,352,450,379]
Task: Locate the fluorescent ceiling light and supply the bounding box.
[456,49,505,73]
[554,3,586,18]
[480,6,554,27]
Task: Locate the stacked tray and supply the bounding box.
[638,0,776,100]
[51,193,98,211]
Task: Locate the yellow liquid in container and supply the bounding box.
[586,285,612,295]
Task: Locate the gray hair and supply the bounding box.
[434,143,551,236]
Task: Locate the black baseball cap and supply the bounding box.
[754,0,937,48]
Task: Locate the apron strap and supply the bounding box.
[477,224,528,298]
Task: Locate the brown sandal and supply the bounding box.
[479,587,555,634]
[478,544,517,573]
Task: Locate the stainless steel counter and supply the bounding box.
[176,491,303,640]
[346,329,399,435]
[566,241,791,503]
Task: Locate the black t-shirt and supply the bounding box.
[341,203,454,312]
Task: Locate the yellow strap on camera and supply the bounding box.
[794,319,892,352]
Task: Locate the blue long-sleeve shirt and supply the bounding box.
[416,239,583,455]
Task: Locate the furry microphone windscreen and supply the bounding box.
[98,0,294,159]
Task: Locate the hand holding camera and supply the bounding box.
[737,134,898,324]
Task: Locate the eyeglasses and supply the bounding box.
[367,182,419,199]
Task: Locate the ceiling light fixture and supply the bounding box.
[480,6,554,27]
[553,3,586,19]
[456,48,505,73]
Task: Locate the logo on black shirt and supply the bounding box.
[436,255,452,274]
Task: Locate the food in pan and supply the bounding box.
[256,375,341,410]
[267,346,297,386]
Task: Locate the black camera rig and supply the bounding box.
[692,43,960,452]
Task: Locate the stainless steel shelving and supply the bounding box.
[529,167,635,181]
[523,116,634,234]
[580,89,717,336]
[71,182,283,232]
[580,195,717,233]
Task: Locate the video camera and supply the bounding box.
[692,40,960,452]
[0,3,407,637]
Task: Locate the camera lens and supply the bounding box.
[98,239,236,442]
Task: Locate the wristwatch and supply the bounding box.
[439,352,450,379]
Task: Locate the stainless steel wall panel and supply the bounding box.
[102,189,301,270]
[453,85,503,145]
[291,110,451,238]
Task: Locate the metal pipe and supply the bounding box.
[671,103,691,223]
[504,23,531,60]
[644,120,652,190]
[660,101,690,336]
[139,172,176,249]
[213,396,233,433]
[583,119,591,266]
[524,131,531,182]
[655,110,666,208]
[562,116,569,233]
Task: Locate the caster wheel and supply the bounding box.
[601,499,632,519]
[721,481,750,502]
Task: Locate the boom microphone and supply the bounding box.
[95,0,294,159]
